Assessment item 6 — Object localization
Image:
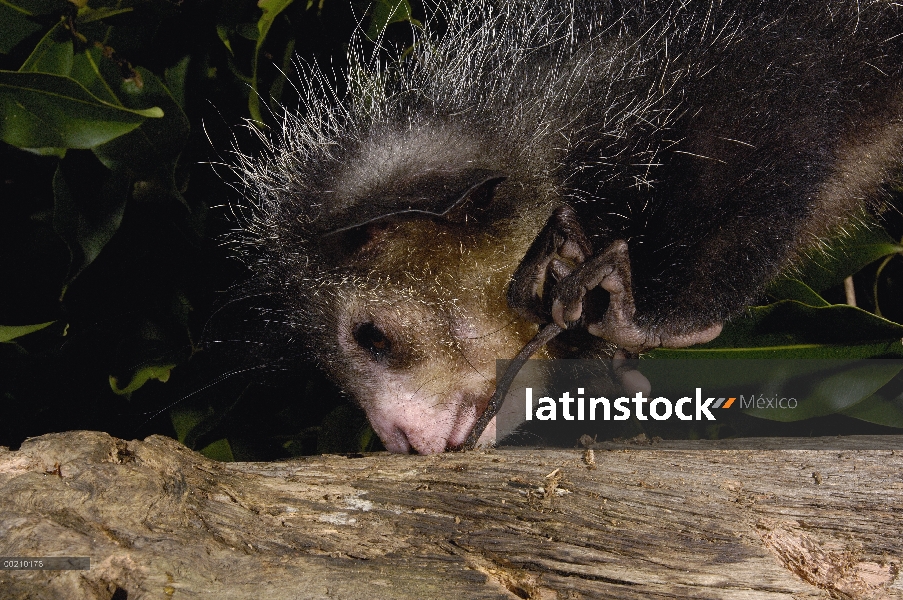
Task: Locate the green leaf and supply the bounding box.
[215,24,234,55]
[366,0,414,40]
[358,426,378,453]
[0,3,44,54]
[68,44,125,105]
[7,0,67,15]
[794,222,903,292]
[109,363,175,395]
[0,71,162,150]
[0,321,55,343]
[765,278,829,307]
[743,360,903,421]
[199,438,235,462]
[164,55,190,111]
[18,20,73,74]
[27,146,66,156]
[646,298,903,423]
[650,301,903,359]
[255,0,295,52]
[267,37,295,109]
[236,22,259,41]
[92,67,189,178]
[171,407,209,445]
[52,161,129,279]
[75,6,134,24]
[214,0,257,55]
[249,0,295,123]
[840,392,903,428]
[171,399,239,452]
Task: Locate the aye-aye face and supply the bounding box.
[321,218,543,454]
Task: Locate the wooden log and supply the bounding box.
[0,431,900,599]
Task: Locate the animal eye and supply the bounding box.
[353,322,392,360]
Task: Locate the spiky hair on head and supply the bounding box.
[224,0,903,343]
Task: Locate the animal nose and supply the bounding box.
[395,417,474,454]
[387,425,447,454]
[380,402,493,454]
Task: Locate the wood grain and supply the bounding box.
[0,431,900,599]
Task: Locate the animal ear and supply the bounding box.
[440,172,507,223]
[319,168,507,238]
[507,205,594,324]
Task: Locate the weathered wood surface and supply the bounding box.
[0,431,900,600]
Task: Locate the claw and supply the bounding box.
[509,208,724,353]
[554,240,722,352]
[507,205,592,324]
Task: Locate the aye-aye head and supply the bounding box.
[225,2,639,454]
[234,122,560,454]
[320,208,547,454]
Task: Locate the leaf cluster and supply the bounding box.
[0,0,417,459]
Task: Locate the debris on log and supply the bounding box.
[0,431,900,599]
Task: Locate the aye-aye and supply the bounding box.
[229,1,903,454]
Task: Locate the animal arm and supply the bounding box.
[508,205,724,353]
[465,200,718,450]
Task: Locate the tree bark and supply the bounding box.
[0,431,900,600]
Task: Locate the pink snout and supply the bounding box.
[366,394,496,454]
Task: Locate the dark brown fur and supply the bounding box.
[231,1,903,453]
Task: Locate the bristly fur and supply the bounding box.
[226,0,591,339]
[229,0,902,332]
[222,1,903,452]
